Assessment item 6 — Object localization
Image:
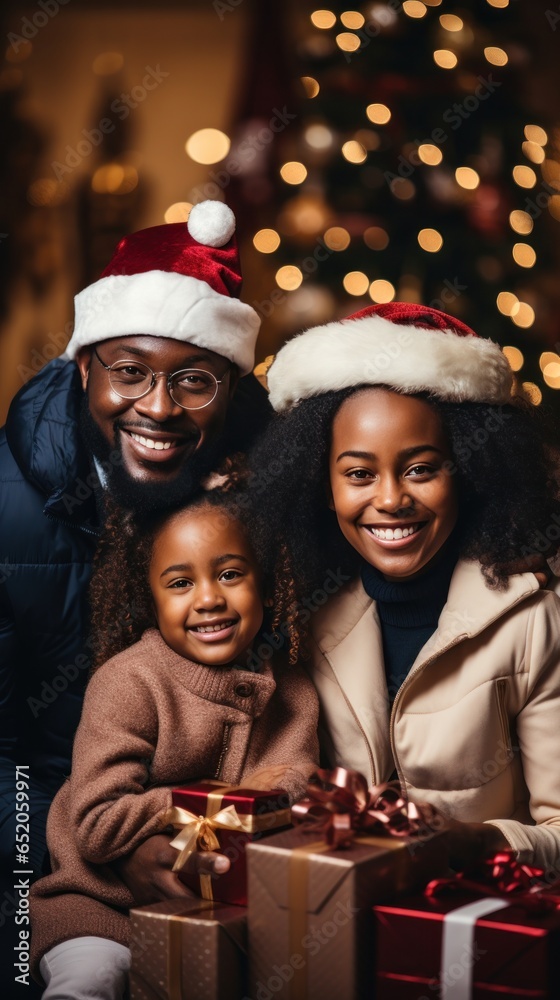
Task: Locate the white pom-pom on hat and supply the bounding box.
[187,200,236,247]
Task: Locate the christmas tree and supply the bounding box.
[234,0,560,410]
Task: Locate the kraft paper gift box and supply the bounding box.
[129,896,247,1000]
[246,823,448,1000]
[166,781,292,906]
[374,869,560,999]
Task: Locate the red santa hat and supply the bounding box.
[65,201,260,375]
[267,301,513,411]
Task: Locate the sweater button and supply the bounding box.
[235,681,254,698]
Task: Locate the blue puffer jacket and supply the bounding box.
[0,358,271,876]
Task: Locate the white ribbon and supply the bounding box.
[440,896,509,999]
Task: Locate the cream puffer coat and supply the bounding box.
[308,559,560,870]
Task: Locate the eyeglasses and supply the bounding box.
[93,348,227,411]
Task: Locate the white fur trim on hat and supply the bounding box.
[187,201,236,247]
[65,270,260,374]
[267,314,513,411]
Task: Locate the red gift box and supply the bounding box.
[166,781,292,906]
[375,881,560,999]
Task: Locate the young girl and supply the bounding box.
[253,301,560,873]
[30,482,319,998]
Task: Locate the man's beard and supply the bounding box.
[80,399,226,518]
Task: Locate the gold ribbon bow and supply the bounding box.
[162,804,253,871]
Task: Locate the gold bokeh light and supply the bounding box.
[512,243,536,268]
[340,10,365,28]
[433,50,458,69]
[418,144,443,166]
[484,46,508,66]
[185,128,230,165]
[512,165,537,188]
[496,291,518,316]
[164,202,192,224]
[418,228,443,252]
[276,266,303,291]
[324,226,351,250]
[311,10,336,29]
[509,210,533,235]
[253,229,281,253]
[366,103,391,125]
[343,271,369,295]
[364,227,389,250]
[280,161,308,185]
[455,166,480,189]
[502,346,524,372]
[342,140,367,163]
[369,279,396,303]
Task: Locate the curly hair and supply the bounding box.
[89,472,304,670]
[246,387,560,640]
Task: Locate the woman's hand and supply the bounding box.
[414,802,510,870]
[113,833,230,906]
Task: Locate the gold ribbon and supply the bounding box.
[163,796,292,901]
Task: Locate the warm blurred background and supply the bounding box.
[1,0,560,423]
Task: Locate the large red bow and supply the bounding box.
[292,767,424,849]
[426,851,560,914]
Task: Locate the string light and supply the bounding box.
[521,382,542,405]
[403,1,427,17]
[433,50,458,69]
[418,144,443,165]
[336,32,361,51]
[543,365,560,390]
[418,228,443,252]
[323,226,351,250]
[301,76,320,98]
[310,10,336,29]
[484,46,508,66]
[502,346,524,371]
[455,167,480,189]
[305,124,333,149]
[366,103,391,125]
[343,271,369,295]
[364,227,389,250]
[511,302,535,328]
[369,279,395,302]
[524,124,547,146]
[512,165,537,188]
[253,229,281,253]
[276,266,303,291]
[496,291,518,316]
[342,140,367,163]
[439,14,463,31]
[164,202,192,224]
[280,162,308,184]
[509,210,533,235]
[185,129,230,165]
[512,243,536,268]
[340,10,365,28]
[540,352,560,371]
[522,141,545,165]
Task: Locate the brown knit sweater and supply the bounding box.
[30,629,319,975]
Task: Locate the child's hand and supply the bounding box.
[114,833,230,906]
[243,762,315,802]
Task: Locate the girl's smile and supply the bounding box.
[329,388,458,580]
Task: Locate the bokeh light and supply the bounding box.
[280,161,308,184]
[343,271,369,295]
[185,128,230,165]
[502,346,524,371]
[276,265,303,291]
[253,229,281,253]
[369,279,395,302]
[417,228,443,252]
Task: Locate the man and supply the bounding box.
[0,201,268,904]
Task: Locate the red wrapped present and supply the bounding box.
[248,768,449,1000]
[162,780,292,906]
[374,852,560,998]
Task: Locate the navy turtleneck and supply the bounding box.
[360,539,459,706]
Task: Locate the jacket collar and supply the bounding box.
[6,358,100,534]
[313,558,541,659]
